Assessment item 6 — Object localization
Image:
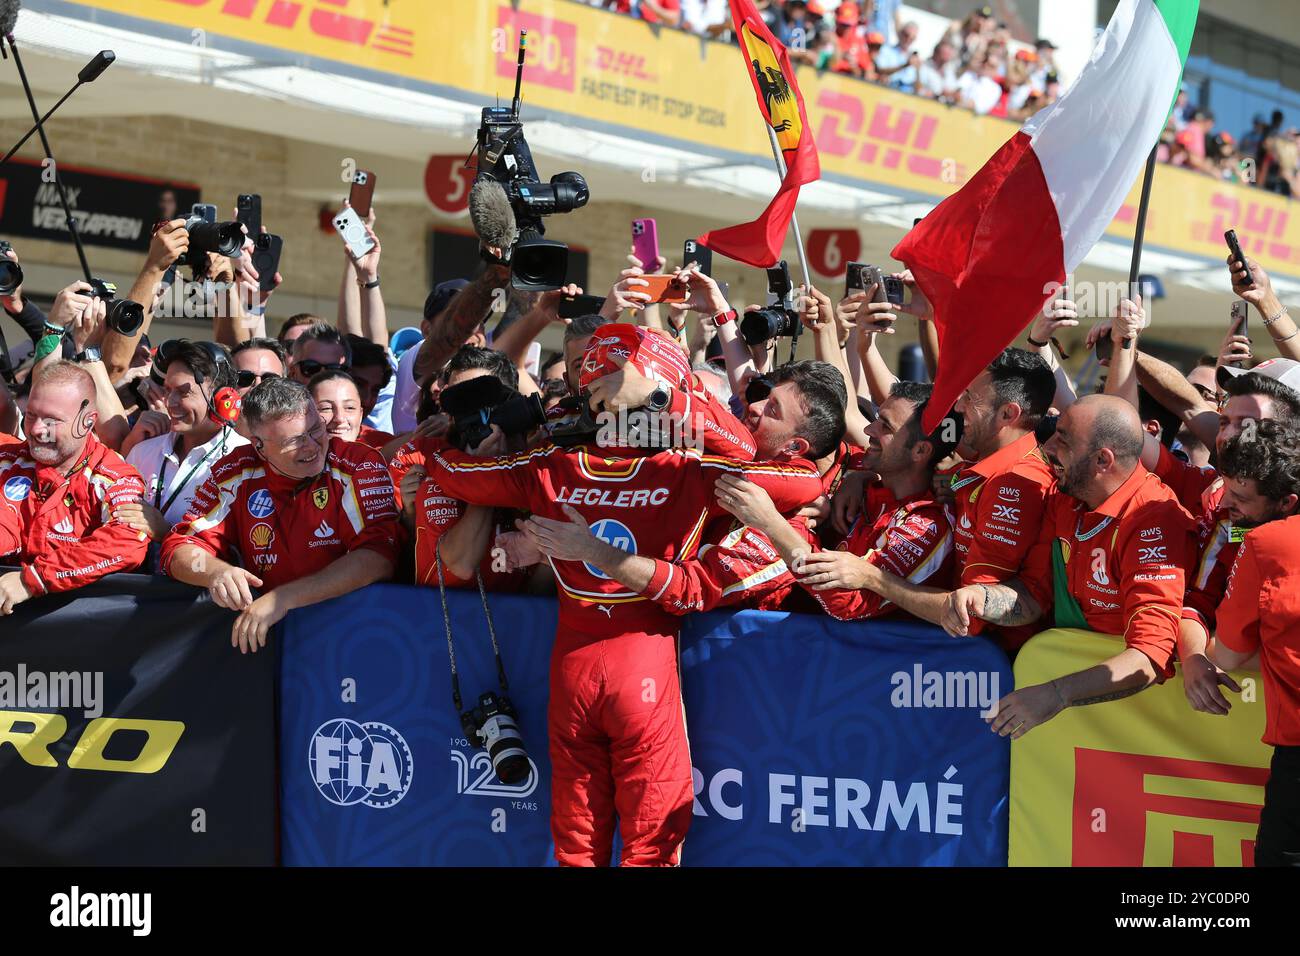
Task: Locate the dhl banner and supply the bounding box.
[1009,628,1272,867]
[49,0,1300,279]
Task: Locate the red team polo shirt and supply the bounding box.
[950,430,1056,649]
[1019,465,1195,675]
[1216,515,1300,746]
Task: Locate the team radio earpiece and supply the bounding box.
[152,339,243,427]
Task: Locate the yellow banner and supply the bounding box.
[1009,628,1272,867]
[68,0,1300,277]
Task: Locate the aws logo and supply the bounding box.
[1,710,184,774]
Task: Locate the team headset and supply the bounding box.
[150,339,243,428]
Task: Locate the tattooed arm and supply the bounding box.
[941,580,1042,637]
[413,263,510,386]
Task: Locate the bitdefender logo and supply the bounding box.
[309,718,412,808]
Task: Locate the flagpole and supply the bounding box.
[764,124,813,289]
[1122,144,1159,350]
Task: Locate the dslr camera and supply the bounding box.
[0,240,22,297]
[84,277,145,336]
[740,260,801,346]
[439,375,548,452]
[179,202,244,269]
[460,691,530,785]
[475,30,589,292]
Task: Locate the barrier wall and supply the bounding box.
[278,587,1013,866]
[1009,628,1272,867]
[64,0,1300,279]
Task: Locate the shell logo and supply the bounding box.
[250,522,275,550]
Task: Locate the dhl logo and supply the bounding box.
[1,710,185,775]
[591,46,656,82]
[813,91,966,185]
[496,6,577,92]
[1200,194,1297,266]
[164,0,415,58]
[1072,749,1267,867]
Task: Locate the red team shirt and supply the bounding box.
[1216,515,1300,746]
[0,434,148,595]
[161,438,399,590]
[1018,465,1195,676]
[1181,507,1243,639]
[1153,442,1223,518]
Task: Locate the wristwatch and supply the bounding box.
[72,346,102,364]
[646,387,671,413]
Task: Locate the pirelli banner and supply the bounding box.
[279,586,1011,866]
[0,572,277,865]
[1009,629,1272,867]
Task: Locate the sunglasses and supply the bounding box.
[295,360,349,377]
[237,370,280,389]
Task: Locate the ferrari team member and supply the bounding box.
[521,361,849,615]
[1181,420,1299,715]
[943,394,1195,738]
[0,362,148,613]
[426,325,823,867]
[716,380,958,621]
[161,377,399,652]
[1211,441,1300,866]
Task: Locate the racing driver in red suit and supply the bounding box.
[0,362,148,614]
[425,324,824,866]
[162,377,399,652]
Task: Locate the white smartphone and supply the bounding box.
[332,206,375,259]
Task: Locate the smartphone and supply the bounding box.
[237,194,261,239]
[332,206,375,259]
[349,170,377,219]
[845,261,867,297]
[682,239,712,277]
[1096,336,1114,363]
[631,218,659,269]
[191,203,217,224]
[557,293,607,319]
[882,275,907,307]
[1229,301,1250,367]
[252,233,282,293]
[1225,229,1251,287]
[862,265,887,303]
[639,273,688,305]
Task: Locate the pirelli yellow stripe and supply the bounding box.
[576,449,643,480]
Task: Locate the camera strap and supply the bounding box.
[434,538,511,716]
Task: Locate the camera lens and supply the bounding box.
[187,219,245,259]
[489,393,547,436]
[0,259,22,297]
[481,713,530,785]
[511,235,570,292]
[548,171,589,214]
[106,298,145,337]
[739,307,797,346]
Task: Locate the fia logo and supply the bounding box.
[584,518,636,579]
[1090,547,1110,586]
[247,488,274,518]
[4,475,32,501]
[309,718,412,809]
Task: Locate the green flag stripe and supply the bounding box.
[1154,0,1199,67]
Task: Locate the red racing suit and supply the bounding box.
[805,483,956,621]
[0,434,148,595]
[160,437,399,590]
[427,441,822,866]
[1181,507,1243,640]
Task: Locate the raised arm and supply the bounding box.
[414,262,512,386]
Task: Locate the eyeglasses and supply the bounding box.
[295,360,349,378]
[237,370,280,389]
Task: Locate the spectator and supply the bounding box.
[917,39,961,103]
[1211,421,1300,866]
[680,0,729,38]
[943,394,1195,738]
[288,321,352,385]
[231,337,288,396]
[827,4,873,79]
[310,370,392,449]
[119,341,247,545]
[0,362,148,614]
[874,20,921,94]
[1175,110,1213,173]
[958,54,1003,116]
[866,0,903,46]
[778,0,821,65]
[1029,38,1058,91]
[161,377,399,652]
[344,333,393,425]
[277,313,320,348]
[392,278,469,434]
[638,0,682,28]
[539,351,566,384]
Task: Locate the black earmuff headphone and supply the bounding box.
[151,339,243,426]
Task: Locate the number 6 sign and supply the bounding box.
[807,229,861,278]
[424,155,475,215]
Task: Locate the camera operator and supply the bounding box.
[1182,420,1299,715]
[391,280,468,433]
[0,361,148,614]
[943,394,1195,738]
[102,218,189,385]
[520,360,848,614]
[0,244,48,380]
[426,325,824,866]
[161,377,398,652]
[118,341,246,545]
[1210,421,1300,867]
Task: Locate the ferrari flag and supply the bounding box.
[696,0,820,267]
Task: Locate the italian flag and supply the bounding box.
[894,0,1199,432]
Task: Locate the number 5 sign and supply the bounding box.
[425,155,475,215]
[806,229,861,278]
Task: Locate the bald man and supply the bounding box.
[0,361,148,614]
[942,395,1195,738]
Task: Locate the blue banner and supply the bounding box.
[279,586,1010,866]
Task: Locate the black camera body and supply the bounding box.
[740,260,801,346]
[84,277,145,336]
[460,691,530,785]
[180,203,244,269]
[0,240,22,297]
[440,374,548,451]
[475,32,589,292]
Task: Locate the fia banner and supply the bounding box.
[1009,628,1272,866]
[0,572,276,865]
[279,586,1011,866]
